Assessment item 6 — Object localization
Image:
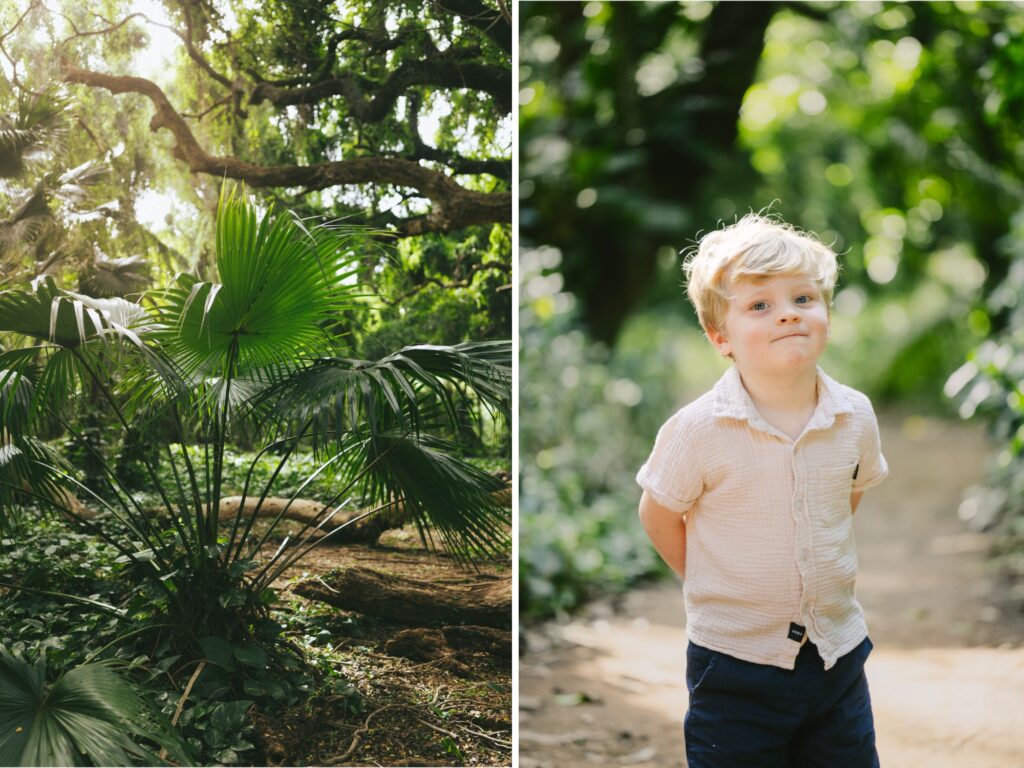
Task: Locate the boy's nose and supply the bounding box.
[778,310,800,323]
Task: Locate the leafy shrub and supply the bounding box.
[518,245,725,617]
[945,207,1024,601]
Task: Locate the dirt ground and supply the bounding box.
[519,413,1024,768]
[257,527,512,767]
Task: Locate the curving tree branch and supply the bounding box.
[249,52,511,116]
[433,0,512,55]
[60,61,510,237]
[407,93,510,180]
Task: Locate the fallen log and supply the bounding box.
[217,489,509,544]
[293,566,511,628]
[68,480,511,545]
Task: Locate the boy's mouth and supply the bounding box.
[773,332,808,342]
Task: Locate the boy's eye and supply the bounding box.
[795,295,811,304]
[750,301,768,311]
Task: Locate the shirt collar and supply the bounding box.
[712,365,854,437]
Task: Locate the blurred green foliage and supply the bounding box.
[519,245,727,615]
[520,1,1024,618]
[519,247,665,615]
[946,208,1024,604]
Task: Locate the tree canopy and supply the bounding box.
[45,0,511,236]
[521,1,1024,345]
[2,0,511,352]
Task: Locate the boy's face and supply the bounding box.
[707,272,829,376]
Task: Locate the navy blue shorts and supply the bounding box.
[685,636,879,768]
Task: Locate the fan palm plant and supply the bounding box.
[0,645,191,766]
[0,187,511,668]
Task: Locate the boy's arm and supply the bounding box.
[851,491,864,514]
[638,491,687,579]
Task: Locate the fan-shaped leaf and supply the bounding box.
[155,187,369,377]
[0,647,192,766]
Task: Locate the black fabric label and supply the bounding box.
[852,463,860,480]
[788,622,806,642]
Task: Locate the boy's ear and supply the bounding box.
[707,326,731,358]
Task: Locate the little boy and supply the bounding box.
[637,214,887,767]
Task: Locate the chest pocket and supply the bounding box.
[815,461,858,524]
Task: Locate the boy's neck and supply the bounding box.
[735,364,819,416]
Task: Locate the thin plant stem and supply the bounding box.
[0,580,125,616]
[255,499,392,591]
[223,429,307,566]
[209,339,237,545]
[161,442,198,563]
[17,466,174,575]
[244,450,348,561]
[67,347,176,545]
[250,446,395,589]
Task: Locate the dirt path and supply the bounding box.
[519,413,1024,767]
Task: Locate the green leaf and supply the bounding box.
[232,644,267,669]
[154,186,369,376]
[197,636,236,671]
[0,646,192,766]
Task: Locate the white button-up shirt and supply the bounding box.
[636,365,888,670]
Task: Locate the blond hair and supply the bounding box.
[682,213,839,336]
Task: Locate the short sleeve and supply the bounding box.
[852,399,888,492]
[636,412,704,514]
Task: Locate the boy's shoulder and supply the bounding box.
[821,371,879,418]
[660,386,720,436]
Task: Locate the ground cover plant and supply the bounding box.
[0,188,511,764]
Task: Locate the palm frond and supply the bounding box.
[0,208,55,251]
[263,341,512,445]
[55,159,109,193]
[0,647,192,766]
[333,429,510,560]
[154,188,371,377]
[0,277,150,347]
[0,90,71,179]
[0,366,33,435]
[0,369,75,521]
[79,252,153,297]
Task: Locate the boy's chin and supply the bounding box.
[739,354,822,374]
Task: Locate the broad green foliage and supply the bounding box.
[521,2,1019,368]
[736,2,1021,404]
[0,0,511,355]
[0,2,511,761]
[519,246,689,617]
[0,189,510,669]
[0,85,120,291]
[946,206,1024,594]
[358,225,512,360]
[0,646,191,766]
[0,518,323,766]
